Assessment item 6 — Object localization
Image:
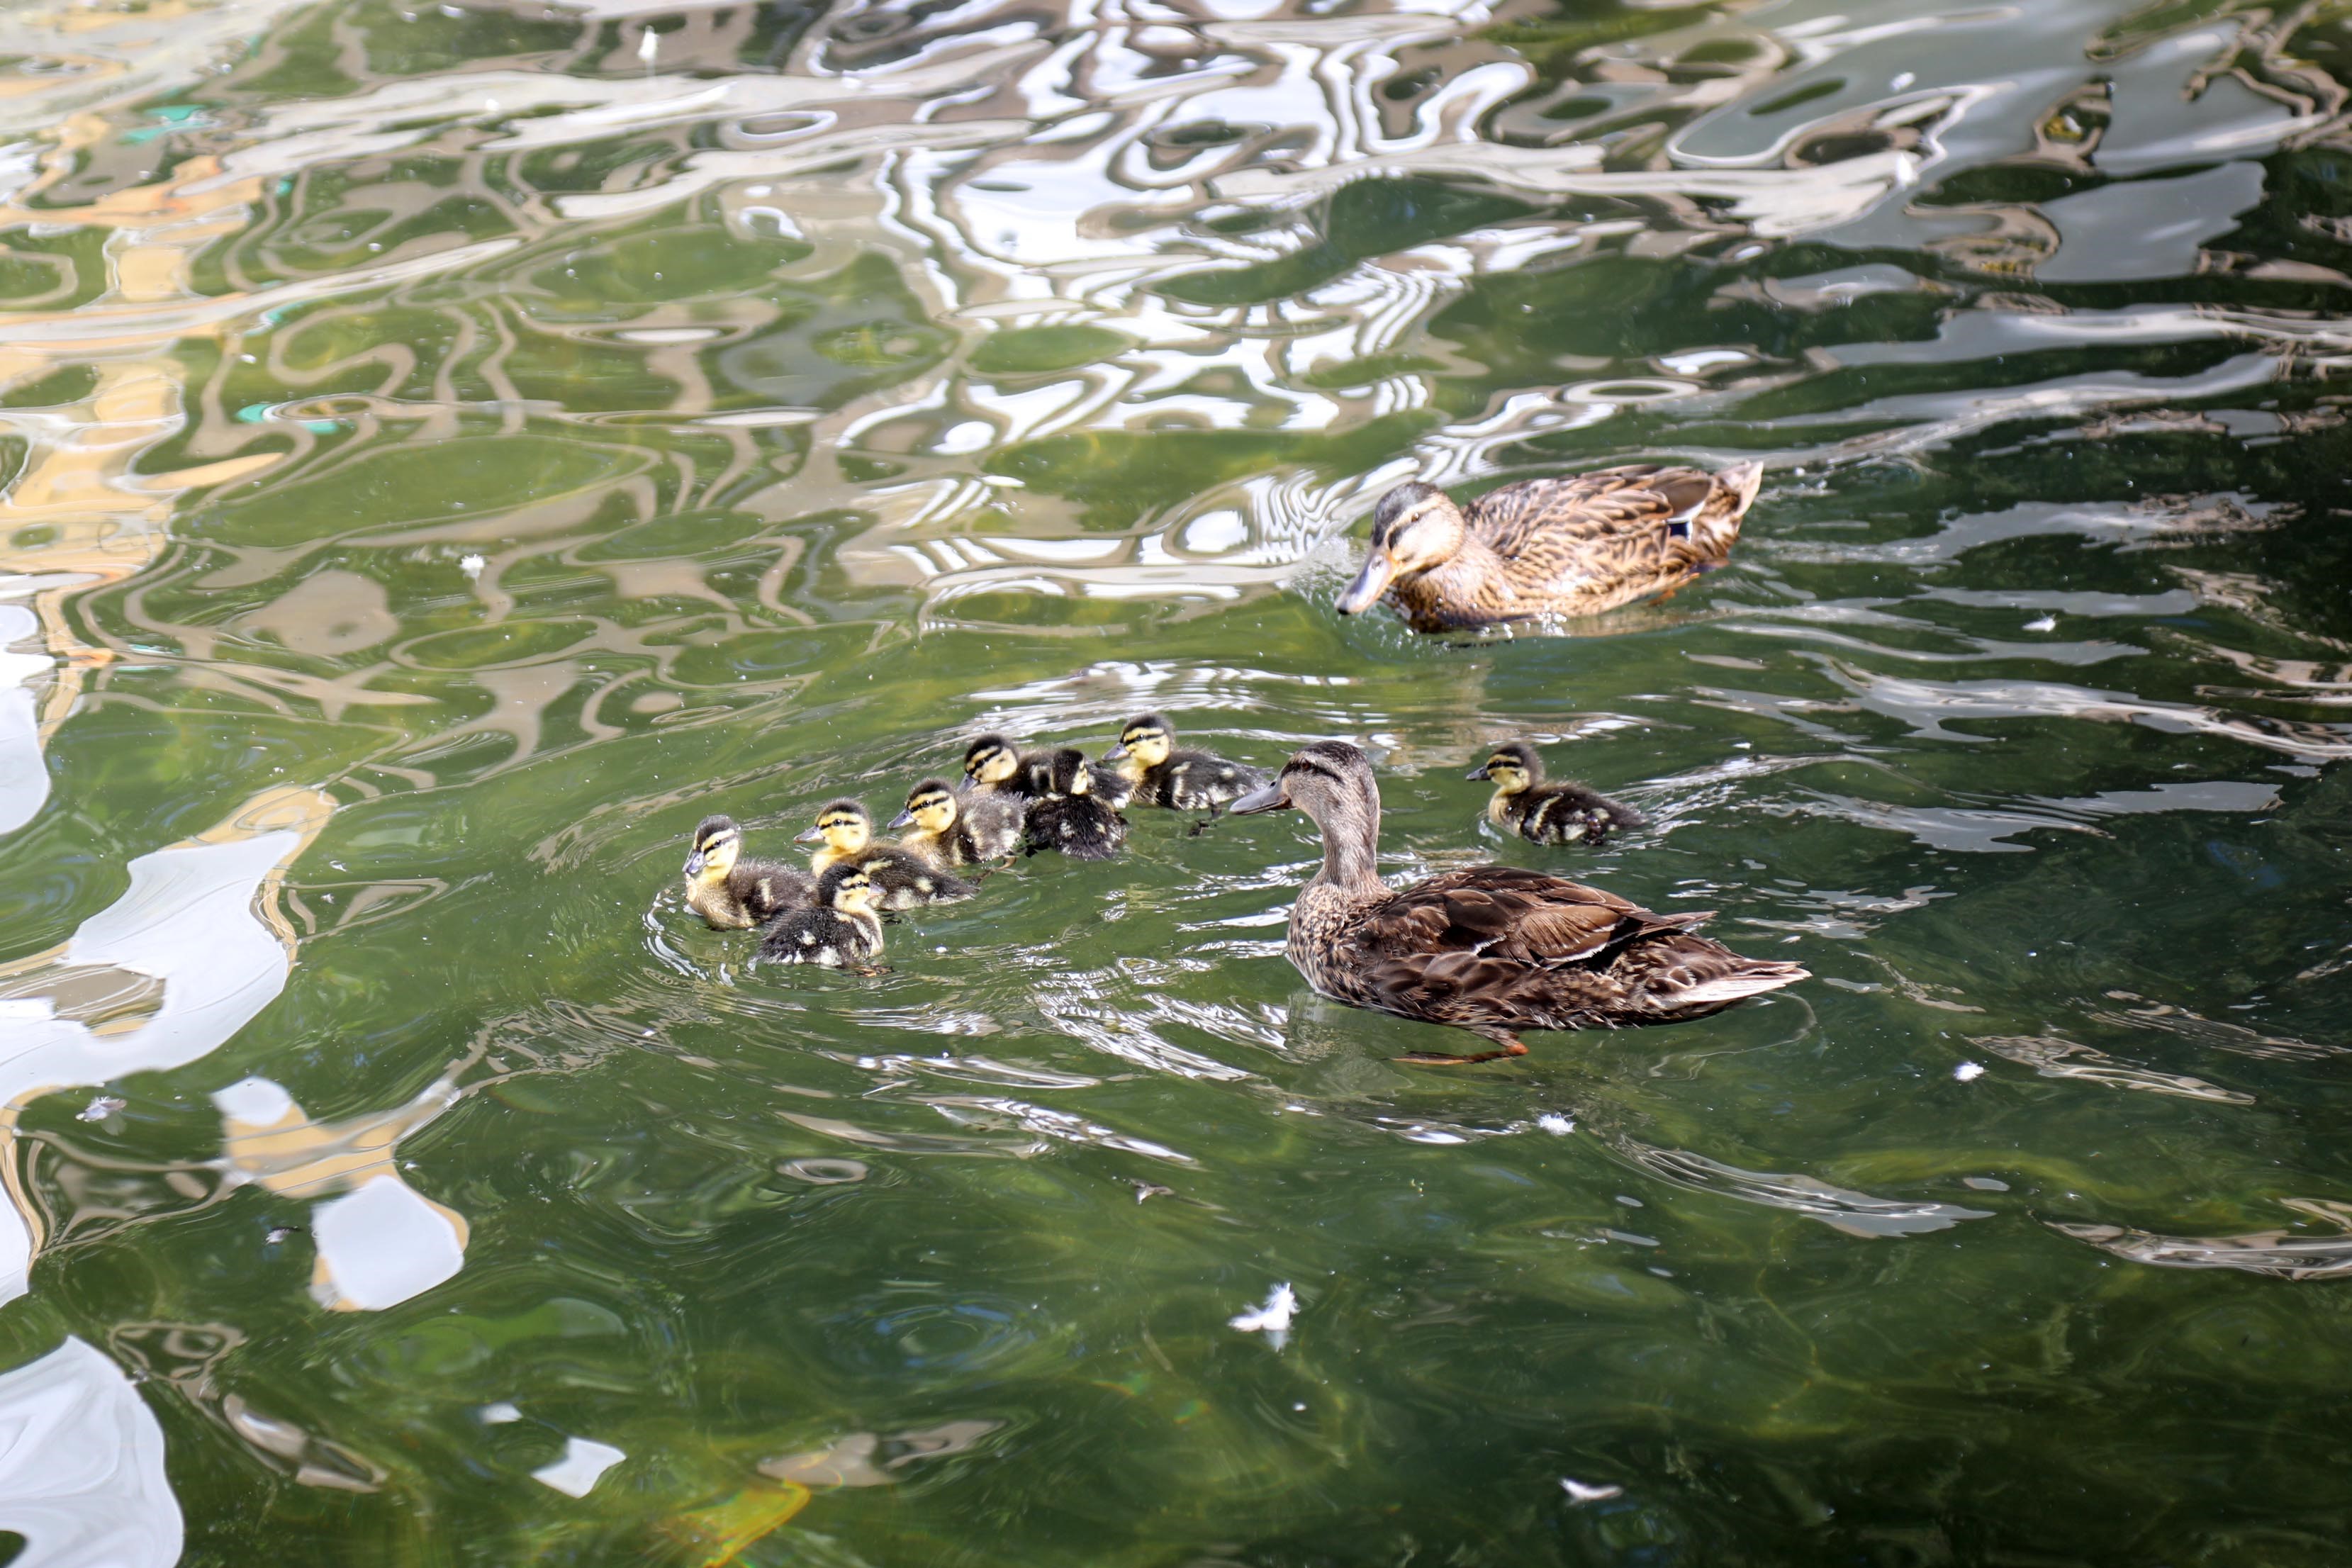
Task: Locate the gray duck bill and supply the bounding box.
[1228,781,1291,815]
[1334,553,1395,615]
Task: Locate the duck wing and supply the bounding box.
[1344,866,1801,1030]
[1469,466,1746,596]
[1355,866,1701,968]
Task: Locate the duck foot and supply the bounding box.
[1395,1036,1528,1066]
[1187,805,1228,836]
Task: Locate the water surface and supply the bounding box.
[2,0,2351,1561]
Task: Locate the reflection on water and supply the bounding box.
[1,0,2351,1557]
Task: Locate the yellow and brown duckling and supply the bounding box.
[757,862,883,968]
[959,732,1046,840]
[682,814,812,929]
[1102,712,1268,813]
[889,777,1017,866]
[795,799,975,909]
[1021,748,1128,860]
[1467,741,1644,848]
[1231,741,1805,1063]
[1336,464,1764,631]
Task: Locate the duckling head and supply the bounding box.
[1039,746,1090,796]
[890,778,959,833]
[1104,712,1172,771]
[795,799,873,858]
[684,814,741,882]
[963,734,1021,788]
[817,861,878,916]
[1466,741,1543,793]
[1337,483,1466,615]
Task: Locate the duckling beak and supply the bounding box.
[1463,763,1492,781]
[1335,551,1396,616]
[792,824,824,844]
[886,807,915,829]
[683,848,709,876]
[1103,743,1131,763]
[1228,780,1292,815]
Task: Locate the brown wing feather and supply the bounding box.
[1458,467,1747,615]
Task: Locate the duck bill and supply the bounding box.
[683,849,709,876]
[791,825,824,844]
[1462,764,1491,781]
[886,809,914,829]
[1102,744,1131,763]
[1228,781,1292,815]
[1335,553,1396,616]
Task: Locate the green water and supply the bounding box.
[3,0,2352,1561]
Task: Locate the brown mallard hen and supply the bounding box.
[1335,464,1764,631]
[1467,741,1645,848]
[1231,741,1805,1063]
[681,815,812,929]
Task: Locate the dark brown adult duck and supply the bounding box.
[1231,741,1805,1063]
[1467,741,1644,849]
[1335,464,1764,631]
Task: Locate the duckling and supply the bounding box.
[756,862,884,968]
[1102,712,1268,813]
[958,732,1046,843]
[1336,464,1764,631]
[887,777,1016,866]
[1231,741,1805,1063]
[1021,748,1128,860]
[681,814,812,929]
[1467,741,1644,848]
[794,799,975,909]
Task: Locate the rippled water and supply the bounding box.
[1,0,2351,1559]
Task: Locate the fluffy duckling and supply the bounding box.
[1021,748,1128,860]
[795,799,975,909]
[682,814,812,929]
[757,862,883,968]
[1102,712,1267,813]
[959,732,1046,840]
[888,777,1016,866]
[1467,741,1645,848]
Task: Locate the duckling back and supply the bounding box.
[1024,796,1127,860]
[1505,783,1645,848]
[758,904,881,967]
[860,844,976,908]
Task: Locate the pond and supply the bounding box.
[1,0,2351,1561]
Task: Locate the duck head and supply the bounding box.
[1466,741,1544,793]
[1104,712,1172,772]
[684,814,741,882]
[962,734,1022,790]
[1038,746,1091,797]
[795,798,873,856]
[817,861,878,917]
[1337,483,1467,615]
[1231,741,1383,885]
[891,778,960,833]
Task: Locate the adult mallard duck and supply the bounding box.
[1467,741,1644,848]
[1231,741,1805,1063]
[1335,464,1764,631]
[681,815,812,929]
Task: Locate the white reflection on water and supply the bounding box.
[0,788,330,1303]
[213,1075,470,1311]
[0,1337,181,1568]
